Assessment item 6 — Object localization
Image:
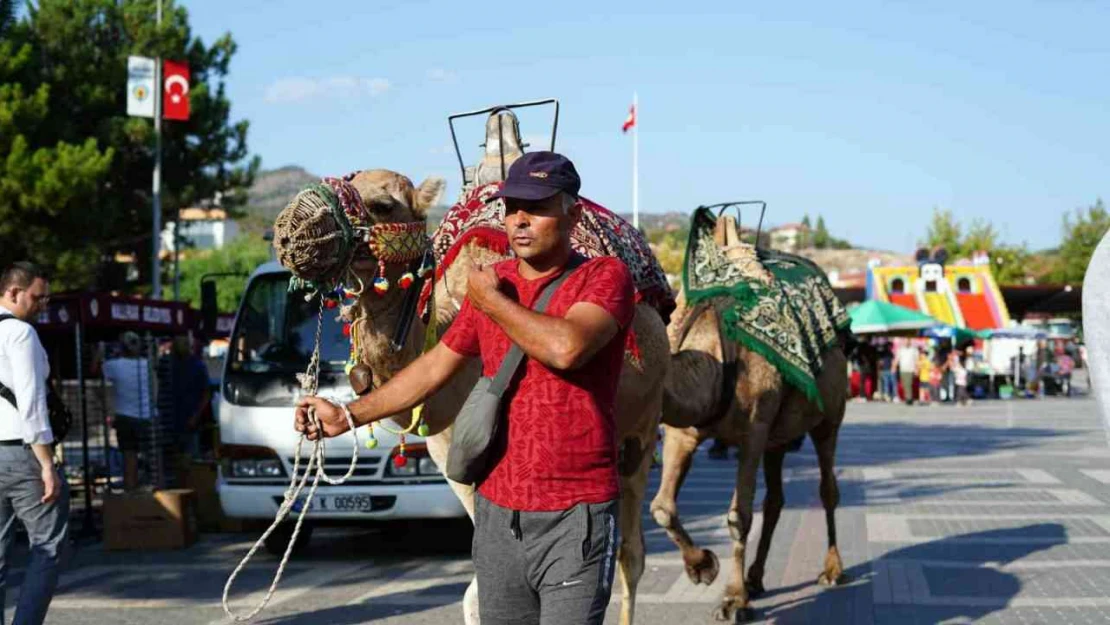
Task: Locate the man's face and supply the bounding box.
[503,194,580,262]
[6,278,49,321]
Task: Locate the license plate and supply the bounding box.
[290,494,377,513]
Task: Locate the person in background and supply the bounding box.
[877,341,896,402]
[895,338,919,405]
[96,332,153,491]
[1056,347,1075,397]
[157,335,211,462]
[918,348,935,405]
[951,353,971,406]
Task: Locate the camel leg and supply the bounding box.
[425,431,480,624]
[715,401,775,623]
[615,429,656,625]
[650,425,720,586]
[812,423,845,587]
[744,448,786,598]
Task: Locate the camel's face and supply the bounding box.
[503,195,581,264]
[348,169,445,225]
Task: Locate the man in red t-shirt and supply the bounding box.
[296,151,634,624]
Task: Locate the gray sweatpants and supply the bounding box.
[473,493,619,625]
[0,445,70,625]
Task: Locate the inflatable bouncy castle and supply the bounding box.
[866,249,1011,331]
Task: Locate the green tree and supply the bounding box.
[922,208,962,255]
[1051,199,1110,284]
[0,26,114,287]
[0,0,14,34]
[990,244,1034,285]
[813,215,830,249]
[962,219,999,258]
[799,214,812,248]
[177,235,272,311]
[1,0,258,290]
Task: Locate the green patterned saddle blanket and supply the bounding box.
[682,207,850,408]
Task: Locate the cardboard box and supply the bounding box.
[103,489,198,551]
[181,462,219,530]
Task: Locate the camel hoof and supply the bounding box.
[745,577,766,598]
[818,570,847,587]
[712,599,753,623]
[685,549,720,586]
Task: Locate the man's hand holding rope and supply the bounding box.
[295,397,352,440]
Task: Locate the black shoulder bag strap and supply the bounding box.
[487,255,586,396]
[0,314,18,409]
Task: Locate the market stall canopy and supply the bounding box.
[34,292,196,334]
[849,300,940,335]
[922,324,986,343]
[980,326,1049,340]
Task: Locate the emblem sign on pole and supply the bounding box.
[127,56,156,118]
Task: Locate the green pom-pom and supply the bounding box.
[417,423,430,437]
[365,436,379,449]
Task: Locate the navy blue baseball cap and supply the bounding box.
[490,151,581,202]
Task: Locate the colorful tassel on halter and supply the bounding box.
[398,272,414,290]
[372,260,390,294]
[393,434,408,468]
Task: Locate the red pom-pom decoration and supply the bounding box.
[393,455,408,468]
[373,277,390,295]
[398,273,414,290]
[342,324,351,337]
[325,298,338,309]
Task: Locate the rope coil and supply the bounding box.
[221,303,361,622]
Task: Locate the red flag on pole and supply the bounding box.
[622,104,636,133]
[162,60,190,121]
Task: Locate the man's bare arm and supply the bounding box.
[479,294,619,371]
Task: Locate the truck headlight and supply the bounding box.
[231,459,258,477]
[388,458,419,477]
[418,457,440,476]
[256,459,284,477]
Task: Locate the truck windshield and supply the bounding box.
[228,272,349,374]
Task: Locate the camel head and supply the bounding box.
[272,169,445,394]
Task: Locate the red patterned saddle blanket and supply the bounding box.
[419,183,676,364]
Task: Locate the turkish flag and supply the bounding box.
[621,104,636,133]
[162,60,190,121]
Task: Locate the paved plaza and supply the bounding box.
[5,396,1110,624]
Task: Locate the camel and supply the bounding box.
[649,213,850,622]
[272,112,672,625]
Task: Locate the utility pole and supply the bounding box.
[632,91,639,231]
[151,0,163,298]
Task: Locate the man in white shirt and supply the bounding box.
[0,262,69,625]
[97,332,153,491]
[894,338,920,405]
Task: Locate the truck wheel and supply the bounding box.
[263,522,313,556]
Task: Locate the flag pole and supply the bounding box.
[632,91,639,231]
[151,0,163,299]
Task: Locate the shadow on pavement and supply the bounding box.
[753,523,1068,624]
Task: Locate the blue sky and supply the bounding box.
[187,0,1109,253]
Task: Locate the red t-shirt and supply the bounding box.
[441,255,635,511]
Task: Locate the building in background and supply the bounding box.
[161,207,238,255]
[769,223,809,252]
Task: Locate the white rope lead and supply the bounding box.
[221,303,361,622]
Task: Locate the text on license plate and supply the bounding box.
[290,494,377,513]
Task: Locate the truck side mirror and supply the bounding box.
[201,280,218,333]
